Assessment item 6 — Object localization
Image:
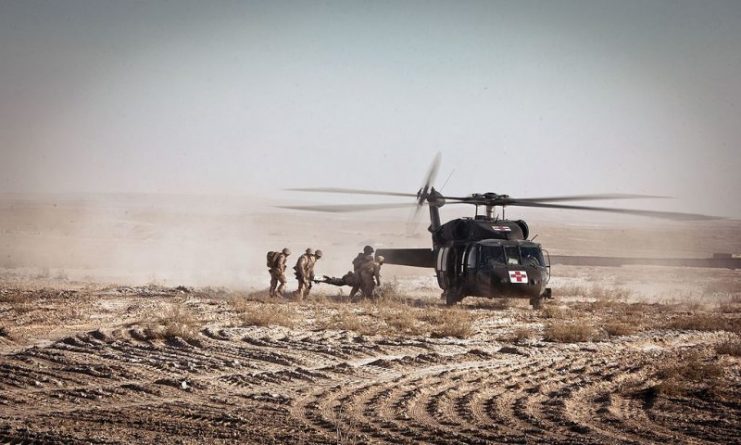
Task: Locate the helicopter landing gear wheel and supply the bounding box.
[529,295,543,310]
[445,287,463,306]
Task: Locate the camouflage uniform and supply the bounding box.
[319,271,357,287]
[358,256,384,299]
[295,249,322,300]
[350,246,375,299]
[269,248,290,297]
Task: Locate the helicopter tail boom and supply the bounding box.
[376,248,435,268]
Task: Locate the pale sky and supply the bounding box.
[1,0,740,217]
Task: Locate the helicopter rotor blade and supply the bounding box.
[277,203,419,213]
[509,201,722,221]
[285,187,418,198]
[415,152,441,213]
[417,152,441,204]
[504,193,669,203]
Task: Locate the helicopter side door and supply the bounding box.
[435,247,450,290]
[436,245,466,290]
[462,244,479,294]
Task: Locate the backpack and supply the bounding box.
[266,251,281,268]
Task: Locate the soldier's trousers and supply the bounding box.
[297,277,311,299]
[361,282,377,299]
[269,270,286,296]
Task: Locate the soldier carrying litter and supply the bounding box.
[294,248,322,300]
[267,247,290,297]
[358,255,384,299]
[315,246,383,301]
[350,245,375,299]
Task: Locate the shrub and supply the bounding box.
[379,307,424,335]
[500,326,536,343]
[239,305,296,328]
[652,353,724,396]
[665,315,741,334]
[322,307,381,336]
[0,290,25,304]
[427,309,474,339]
[142,305,201,341]
[543,320,597,343]
[375,280,404,302]
[604,321,638,337]
[716,340,741,357]
[540,305,571,319]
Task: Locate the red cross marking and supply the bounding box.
[511,271,526,282]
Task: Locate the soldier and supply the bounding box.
[358,255,384,299]
[306,249,322,297]
[350,245,375,299]
[295,248,322,300]
[268,248,290,297]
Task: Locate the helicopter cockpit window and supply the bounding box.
[480,245,505,267]
[520,246,545,267]
[504,246,520,265]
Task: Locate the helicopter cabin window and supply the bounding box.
[480,245,505,267]
[520,246,545,267]
[504,246,520,265]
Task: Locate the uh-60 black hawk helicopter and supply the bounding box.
[282,154,719,308]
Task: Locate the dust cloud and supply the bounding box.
[1,193,739,294]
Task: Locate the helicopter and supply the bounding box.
[281,154,720,308]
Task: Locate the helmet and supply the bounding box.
[363,245,374,254]
[376,256,385,264]
[305,248,314,255]
[314,249,323,258]
[282,248,291,255]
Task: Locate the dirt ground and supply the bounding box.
[1,269,739,445]
[1,195,739,443]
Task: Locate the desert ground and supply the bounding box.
[0,195,739,444]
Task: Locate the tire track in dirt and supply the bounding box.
[1,298,739,445]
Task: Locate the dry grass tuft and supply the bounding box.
[322,307,381,336]
[379,306,424,335]
[142,305,201,341]
[715,339,741,357]
[543,320,598,343]
[239,305,297,328]
[652,353,724,396]
[717,296,741,314]
[471,298,513,310]
[664,315,741,334]
[425,309,474,339]
[0,290,26,304]
[374,280,419,307]
[500,326,536,343]
[540,305,572,319]
[603,321,639,337]
[229,295,297,328]
[240,290,275,303]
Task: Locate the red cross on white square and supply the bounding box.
[509,270,528,284]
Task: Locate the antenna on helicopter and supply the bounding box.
[439,168,455,192]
